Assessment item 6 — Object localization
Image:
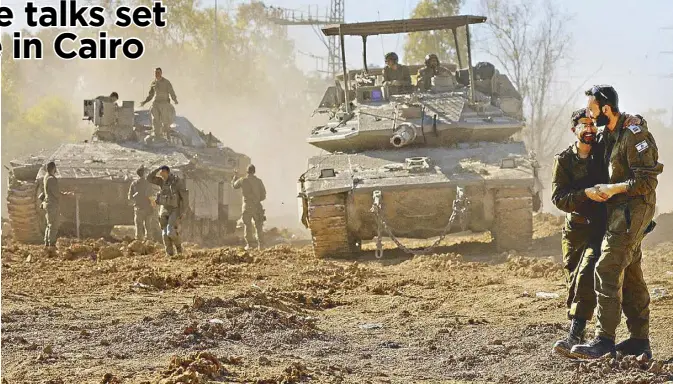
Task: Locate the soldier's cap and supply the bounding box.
[570,108,589,130]
[585,85,619,109]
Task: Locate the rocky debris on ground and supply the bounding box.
[147,352,232,384]
[134,270,189,290]
[177,293,322,348]
[401,252,486,271]
[188,247,254,264]
[571,352,673,383]
[299,262,375,291]
[100,373,122,384]
[126,240,157,255]
[505,253,562,278]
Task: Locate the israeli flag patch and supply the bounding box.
[636,140,649,153]
[627,125,642,134]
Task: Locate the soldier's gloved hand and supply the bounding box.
[173,100,179,105]
[585,187,608,202]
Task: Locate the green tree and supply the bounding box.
[403,0,465,66]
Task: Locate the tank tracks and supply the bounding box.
[6,179,43,244]
[491,189,533,252]
[307,193,360,258]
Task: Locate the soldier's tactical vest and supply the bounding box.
[156,176,181,208]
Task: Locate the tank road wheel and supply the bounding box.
[307,193,359,258]
[6,180,43,244]
[492,190,533,252]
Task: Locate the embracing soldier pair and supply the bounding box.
[551,85,663,360]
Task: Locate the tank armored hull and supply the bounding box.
[299,142,536,257]
[6,107,250,246]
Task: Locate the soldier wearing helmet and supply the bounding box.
[382,52,411,86]
[417,53,452,91]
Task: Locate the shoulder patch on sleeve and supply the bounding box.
[635,140,649,153]
[627,125,642,134]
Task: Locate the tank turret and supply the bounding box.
[83,97,135,142]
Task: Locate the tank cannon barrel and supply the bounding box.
[390,123,417,148]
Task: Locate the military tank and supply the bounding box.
[297,15,543,258]
[5,97,250,245]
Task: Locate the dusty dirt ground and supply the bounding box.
[2,213,673,384]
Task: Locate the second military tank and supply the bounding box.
[6,97,250,246]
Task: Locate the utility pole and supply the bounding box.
[262,1,345,79]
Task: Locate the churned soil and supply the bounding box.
[2,213,673,384]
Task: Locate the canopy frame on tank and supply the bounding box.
[321,15,487,111]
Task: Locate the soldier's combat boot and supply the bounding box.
[175,245,182,255]
[552,318,586,358]
[615,338,652,360]
[570,336,616,359]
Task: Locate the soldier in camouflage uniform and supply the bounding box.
[127,165,158,241]
[147,165,188,256]
[40,161,74,248]
[232,164,266,251]
[416,53,452,91]
[382,52,411,86]
[571,85,664,359]
[140,68,178,140]
[550,108,607,357]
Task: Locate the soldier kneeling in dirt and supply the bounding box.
[147,165,188,256]
[232,164,266,251]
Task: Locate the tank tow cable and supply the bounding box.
[369,187,470,258]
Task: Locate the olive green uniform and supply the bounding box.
[232,174,266,248]
[383,65,412,85]
[147,168,188,255]
[551,142,607,321]
[416,65,451,91]
[128,178,158,241]
[142,77,178,138]
[594,113,663,341]
[42,174,61,247]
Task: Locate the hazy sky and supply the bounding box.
[3,0,673,123]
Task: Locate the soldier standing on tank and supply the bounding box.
[232,164,266,251]
[570,85,664,360]
[147,165,188,256]
[382,52,411,86]
[416,53,451,91]
[41,161,74,249]
[140,68,178,140]
[550,108,608,357]
[128,165,158,242]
